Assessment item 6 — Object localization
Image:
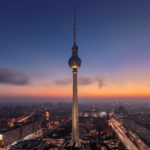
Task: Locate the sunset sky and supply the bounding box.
[0,0,150,103]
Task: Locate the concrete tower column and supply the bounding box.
[71,68,79,147]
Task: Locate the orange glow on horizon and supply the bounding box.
[0,75,150,99]
[0,88,150,98]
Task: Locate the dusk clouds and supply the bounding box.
[54,76,105,89]
[97,78,105,89]
[79,77,93,85]
[54,78,72,85]
[0,67,30,85]
[0,66,105,90]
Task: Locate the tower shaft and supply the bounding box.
[71,68,79,147]
[68,0,81,147]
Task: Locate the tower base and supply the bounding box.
[70,139,80,148]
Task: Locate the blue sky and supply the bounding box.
[0,0,150,102]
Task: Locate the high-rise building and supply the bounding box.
[68,0,81,147]
[45,110,50,121]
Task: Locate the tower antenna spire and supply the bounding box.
[73,0,77,45]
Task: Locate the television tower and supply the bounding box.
[68,0,81,147]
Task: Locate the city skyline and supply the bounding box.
[0,0,150,102]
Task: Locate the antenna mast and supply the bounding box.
[73,0,77,45]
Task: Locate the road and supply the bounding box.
[109,118,138,150]
[128,129,149,150]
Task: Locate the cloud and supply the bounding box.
[79,76,93,85]
[53,76,105,88]
[54,76,93,86]
[0,67,30,85]
[97,78,105,89]
[54,78,72,85]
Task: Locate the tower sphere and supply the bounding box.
[68,45,81,69]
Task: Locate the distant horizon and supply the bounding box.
[0,96,150,104]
